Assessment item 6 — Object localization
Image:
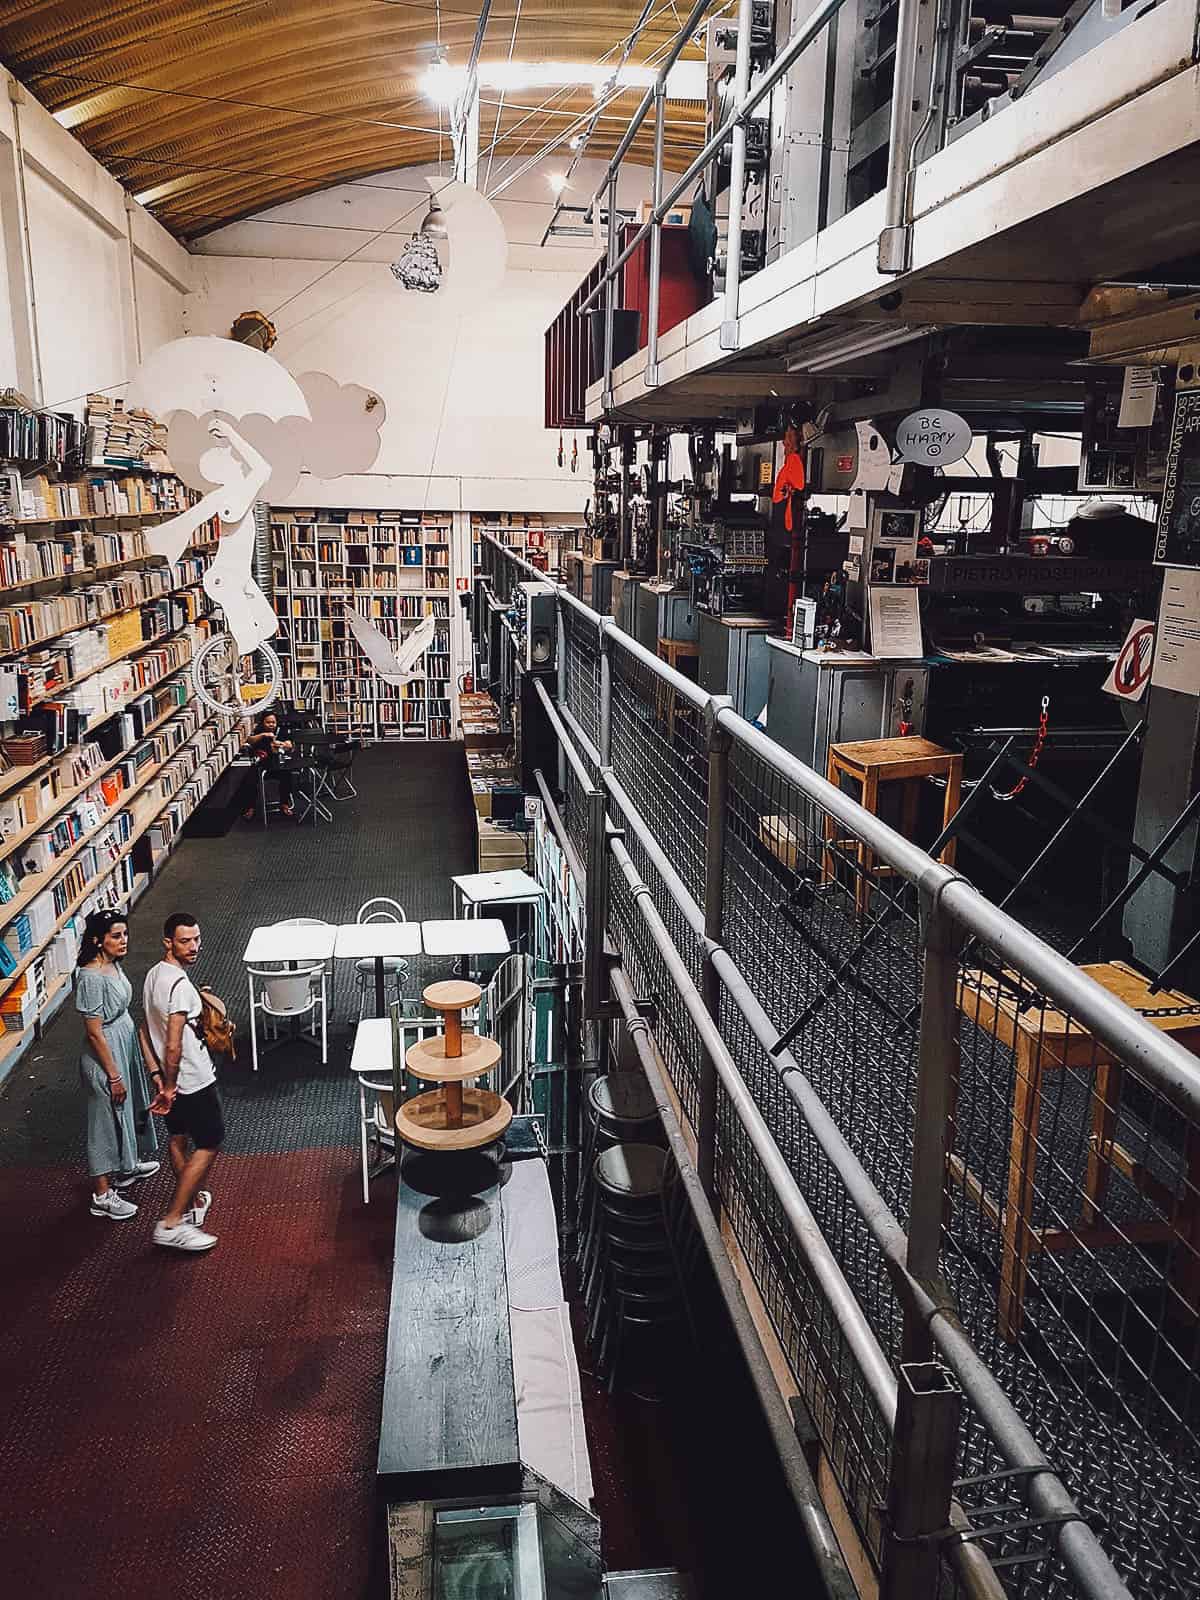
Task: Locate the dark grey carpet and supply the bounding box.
[0,742,477,1166]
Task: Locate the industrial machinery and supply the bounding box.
[681,507,769,615]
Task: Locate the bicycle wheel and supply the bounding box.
[191,632,283,717]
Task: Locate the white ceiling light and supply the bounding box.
[421,59,706,106]
[785,324,931,374]
[548,173,569,195]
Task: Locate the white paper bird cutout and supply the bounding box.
[343,606,438,683]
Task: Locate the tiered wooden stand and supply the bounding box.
[395,981,512,1183]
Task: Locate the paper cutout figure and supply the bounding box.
[150,420,276,654]
[342,607,438,683]
[126,335,389,714]
[127,335,309,423]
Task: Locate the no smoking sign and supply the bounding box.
[1102,619,1155,701]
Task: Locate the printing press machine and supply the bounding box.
[765,549,1162,902]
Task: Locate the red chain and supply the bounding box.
[993,696,1049,802]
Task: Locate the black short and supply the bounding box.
[165,1083,225,1150]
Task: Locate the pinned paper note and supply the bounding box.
[1152,569,1200,696]
[1118,366,1159,430]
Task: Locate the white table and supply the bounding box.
[452,870,546,956]
[349,1016,393,1076]
[334,923,423,1018]
[452,870,545,913]
[243,922,338,965]
[242,923,336,1073]
[421,918,511,956]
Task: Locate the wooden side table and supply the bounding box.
[822,736,963,915]
[955,959,1200,1342]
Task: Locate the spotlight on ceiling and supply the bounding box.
[548,173,569,196]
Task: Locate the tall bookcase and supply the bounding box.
[270,508,455,741]
[0,397,239,1080]
[470,512,580,576]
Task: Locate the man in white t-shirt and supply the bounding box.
[144,912,224,1253]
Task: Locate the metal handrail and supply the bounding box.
[482,535,1185,1599]
[488,537,1200,1116]
[577,0,854,319]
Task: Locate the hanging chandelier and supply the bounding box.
[391,195,448,293]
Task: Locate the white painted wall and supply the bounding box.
[0,74,650,519]
[187,159,655,514]
[0,65,191,412]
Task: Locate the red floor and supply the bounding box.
[0,1146,394,1600]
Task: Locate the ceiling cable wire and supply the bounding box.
[483,0,523,194]
[482,0,703,196]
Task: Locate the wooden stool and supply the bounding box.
[822,737,963,915]
[655,637,700,745]
[955,959,1200,1342]
[395,980,512,1161]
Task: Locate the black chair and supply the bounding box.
[320,738,359,801]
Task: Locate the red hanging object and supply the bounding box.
[993,697,1050,801]
[557,430,564,468]
[772,443,807,532]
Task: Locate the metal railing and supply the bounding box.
[482,537,1200,1600]
[577,0,908,400]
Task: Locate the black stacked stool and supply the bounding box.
[578,1140,686,1394]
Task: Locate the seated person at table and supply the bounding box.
[240,709,295,820]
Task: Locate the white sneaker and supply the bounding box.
[91,1190,137,1221]
[185,1190,212,1227]
[115,1159,162,1190]
[153,1220,218,1252]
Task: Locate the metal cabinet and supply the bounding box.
[698,613,774,719]
[765,638,928,775]
[635,583,700,652]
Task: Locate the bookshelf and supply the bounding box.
[470,513,580,577]
[270,508,455,741]
[0,396,237,1077]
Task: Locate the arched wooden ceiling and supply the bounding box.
[0,0,709,239]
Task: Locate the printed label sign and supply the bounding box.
[1156,390,1200,568]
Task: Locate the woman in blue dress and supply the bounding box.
[76,909,161,1220]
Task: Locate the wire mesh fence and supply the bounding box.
[480,539,1200,1600]
[562,602,603,757]
[608,638,709,912]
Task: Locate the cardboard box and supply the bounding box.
[476,814,527,870]
[759,813,802,873]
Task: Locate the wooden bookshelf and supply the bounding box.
[0,419,237,1074]
[270,508,455,742]
[0,708,239,1062]
[470,512,580,577]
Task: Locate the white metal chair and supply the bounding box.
[246,962,328,1071]
[244,916,331,1070]
[357,1075,394,1205]
[354,897,411,1020]
[355,1011,440,1204]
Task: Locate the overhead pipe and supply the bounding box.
[877,0,924,274]
[720,0,755,350]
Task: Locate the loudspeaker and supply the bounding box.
[517,580,557,673]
